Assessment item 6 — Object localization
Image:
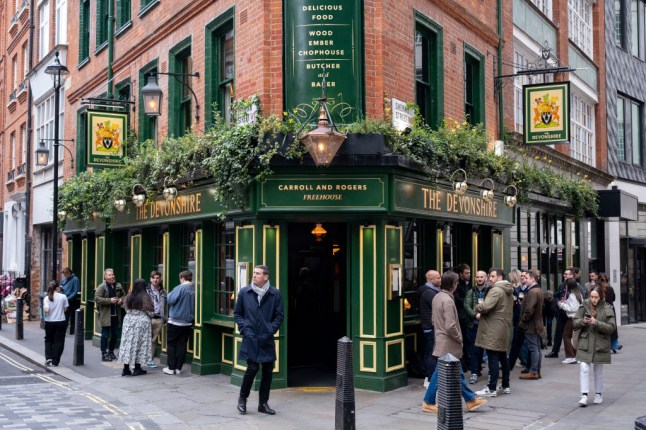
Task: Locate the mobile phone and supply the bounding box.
[584,312,591,319]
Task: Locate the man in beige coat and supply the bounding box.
[474,268,514,397]
[422,271,487,413]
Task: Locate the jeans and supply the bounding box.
[166,323,192,371]
[44,320,67,365]
[423,360,475,404]
[240,361,274,404]
[507,328,527,369]
[524,333,542,374]
[423,330,437,379]
[100,316,120,353]
[486,349,510,390]
[468,325,484,375]
[580,362,603,394]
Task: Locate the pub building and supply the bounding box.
[60,0,604,392]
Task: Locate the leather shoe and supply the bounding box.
[132,368,147,376]
[258,402,276,415]
[121,368,132,376]
[544,351,558,358]
[519,372,540,380]
[237,397,246,414]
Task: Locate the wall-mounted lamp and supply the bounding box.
[163,177,178,202]
[132,184,147,207]
[311,223,327,242]
[142,71,200,123]
[479,178,495,202]
[113,190,127,212]
[300,70,346,167]
[449,168,468,195]
[504,185,518,207]
[57,210,67,221]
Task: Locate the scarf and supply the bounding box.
[252,280,270,304]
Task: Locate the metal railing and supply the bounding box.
[7,169,15,182]
[9,90,17,103]
[9,0,28,29]
[16,163,26,176]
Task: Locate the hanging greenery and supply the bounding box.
[58,97,598,227]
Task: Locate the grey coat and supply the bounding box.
[573,299,616,364]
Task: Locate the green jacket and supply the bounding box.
[574,299,615,364]
[464,285,488,329]
[95,282,126,328]
[474,280,514,352]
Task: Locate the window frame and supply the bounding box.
[116,0,132,32]
[414,11,444,129]
[78,0,90,65]
[55,0,67,45]
[617,95,626,161]
[96,0,109,52]
[464,44,485,125]
[568,0,593,57]
[168,37,193,137]
[570,89,596,165]
[205,9,235,128]
[39,1,50,60]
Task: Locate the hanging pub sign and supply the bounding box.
[523,81,570,145]
[284,0,363,124]
[86,110,128,167]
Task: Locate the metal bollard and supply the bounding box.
[437,353,463,430]
[73,308,84,366]
[335,336,355,430]
[15,298,24,340]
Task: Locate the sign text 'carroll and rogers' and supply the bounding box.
[135,193,203,221]
[261,178,384,208]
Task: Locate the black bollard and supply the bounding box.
[73,308,84,366]
[15,298,24,340]
[335,336,355,430]
[437,353,463,430]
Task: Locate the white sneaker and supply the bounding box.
[497,385,511,394]
[593,394,603,404]
[578,395,588,407]
[147,361,157,368]
[174,368,181,375]
[475,386,497,397]
[562,357,577,364]
[469,374,478,385]
[423,377,429,388]
[162,367,175,375]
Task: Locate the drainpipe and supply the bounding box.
[24,0,35,311]
[107,0,115,97]
[497,0,504,141]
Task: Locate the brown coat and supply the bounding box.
[518,285,545,334]
[432,290,463,359]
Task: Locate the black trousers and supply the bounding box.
[551,311,568,354]
[65,297,80,334]
[167,323,192,371]
[240,361,274,404]
[44,320,67,365]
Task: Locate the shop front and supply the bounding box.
[64,165,514,392]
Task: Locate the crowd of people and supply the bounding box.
[418,264,620,412]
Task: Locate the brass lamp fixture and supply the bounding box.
[504,185,518,207]
[479,178,495,202]
[311,223,327,242]
[449,169,468,195]
[57,210,67,221]
[113,190,127,212]
[163,177,178,202]
[300,71,346,167]
[132,184,147,207]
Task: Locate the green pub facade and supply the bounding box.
[62,0,539,392]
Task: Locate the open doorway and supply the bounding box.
[287,222,347,387]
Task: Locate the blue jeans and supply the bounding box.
[424,330,437,379]
[423,361,476,404]
[524,333,542,374]
[468,325,484,375]
[486,349,510,390]
[100,316,120,353]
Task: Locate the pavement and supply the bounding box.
[1,319,645,430]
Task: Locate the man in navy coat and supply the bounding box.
[234,265,284,415]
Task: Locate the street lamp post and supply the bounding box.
[41,52,69,283]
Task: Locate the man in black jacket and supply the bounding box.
[417,269,441,387]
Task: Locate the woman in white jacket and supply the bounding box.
[558,279,582,364]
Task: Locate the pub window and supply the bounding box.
[403,220,424,318]
[179,225,197,276]
[151,228,163,276]
[213,221,235,316]
[169,38,193,137]
[464,45,484,125]
[414,13,443,128]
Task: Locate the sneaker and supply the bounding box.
[162,367,175,375]
[422,402,438,413]
[45,359,53,367]
[578,395,588,407]
[469,374,478,385]
[147,361,157,368]
[466,398,488,411]
[101,353,112,362]
[497,385,511,394]
[593,394,603,404]
[423,377,429,388]
[475,386,497,397]
[108,351,117,360]
[562,357,577,364]
[175,368,182,375]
